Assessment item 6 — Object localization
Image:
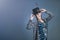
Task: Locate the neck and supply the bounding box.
[35,13,44,23]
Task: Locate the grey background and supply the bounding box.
[0,0,60,40]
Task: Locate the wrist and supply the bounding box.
[29,20,32,22]
[45,11,49,14]
[45,11,47,13]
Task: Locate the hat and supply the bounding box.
[32,7,40,15]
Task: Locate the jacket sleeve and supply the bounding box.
[45,11,54,22]
[26,14,35,30]
[26,20,33,30]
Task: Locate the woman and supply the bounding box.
[27,7,54,40]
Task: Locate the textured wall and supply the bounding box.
[0,0,60,40]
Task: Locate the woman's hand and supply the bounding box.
[40,8,47,13]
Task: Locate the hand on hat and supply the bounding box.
[40,8,47,13]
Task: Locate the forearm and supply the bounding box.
[40,8,54,17]
[46,11,54,17]
[28,15,34,24]
[26,20,32,30]
[28,14,34,24]
[27,19,32,25]
[26,14,34,29]
[45,11,54,22]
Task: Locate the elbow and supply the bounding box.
[51,13,54,18]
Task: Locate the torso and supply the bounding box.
[36,13,44,23]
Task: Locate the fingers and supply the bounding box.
[40,8,47,12]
